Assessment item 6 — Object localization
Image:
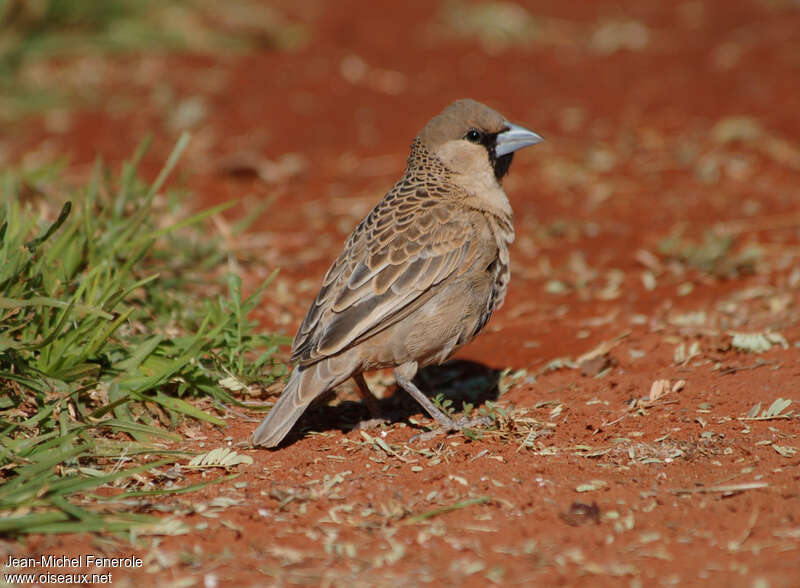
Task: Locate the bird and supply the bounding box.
[252,99,543,448]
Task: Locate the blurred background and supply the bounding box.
[2,0,800,332]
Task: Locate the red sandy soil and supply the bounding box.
[4,0,800,586]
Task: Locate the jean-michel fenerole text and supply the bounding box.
[4,553,143,569]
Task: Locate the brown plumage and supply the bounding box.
[252,99,542,448]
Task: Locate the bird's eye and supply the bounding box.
[465,129,482,143]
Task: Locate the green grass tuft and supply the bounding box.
[0,134,287,535]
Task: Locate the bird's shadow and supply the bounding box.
[282,360,502,446]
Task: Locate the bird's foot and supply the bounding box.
[409,414,493,443]
[393,367,493,443]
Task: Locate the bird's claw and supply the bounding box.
[408,414,493,443]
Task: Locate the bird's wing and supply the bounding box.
[290,186,484,366]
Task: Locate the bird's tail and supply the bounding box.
[251,358,352,448]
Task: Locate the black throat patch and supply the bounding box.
[482,133,513,182]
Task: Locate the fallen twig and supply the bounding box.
[669,481,768,495]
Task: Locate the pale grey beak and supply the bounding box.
[495,122,543,157]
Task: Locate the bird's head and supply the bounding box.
[417,99,543,183]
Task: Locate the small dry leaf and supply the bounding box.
[674,341,701,365]
[360,430,407,461]
[208,496,242,509]
[673,343,686,364]
[711,116,762,144]
[740,398,792,421]
[634,249,663,272]
[773,528,800,540]
[219,375,248,391]
[648,379,671,403]
[498,368,529,395]
[137,518,190,536]
[773,445,797,458]
[576,480,608,493]
[540,357,577,373]
[187,447,253,469]
[732,333,772,353]
[746,402,761,418]
[731,331,788,354]
[764,397,792,418]
[576,333,629,364]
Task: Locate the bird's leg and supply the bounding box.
[353,372,381,418]
[394,368,460,431]
[352,372,388,430]
[395,363,493,442]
